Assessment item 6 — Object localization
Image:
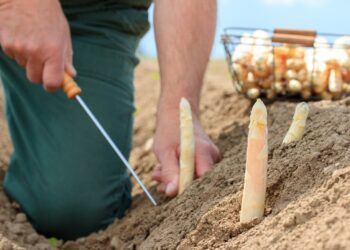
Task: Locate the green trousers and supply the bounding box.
[0,1,150,240]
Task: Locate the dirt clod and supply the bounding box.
[14,214,27,224]
[25,234,39,245]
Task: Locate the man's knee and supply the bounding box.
[32,194,106,240]
[30,183,132,240]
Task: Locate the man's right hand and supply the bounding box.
[0,0,75,91]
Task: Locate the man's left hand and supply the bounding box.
[152,105,220,197]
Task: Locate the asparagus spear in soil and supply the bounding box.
[240,99,268,223]
[179,98,195,194]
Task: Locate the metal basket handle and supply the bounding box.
[272,28,317,47]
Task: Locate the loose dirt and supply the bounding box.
[1,59,350,250]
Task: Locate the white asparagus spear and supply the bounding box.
[283,102,309,144]
[288,79,302,93]
[273,81,285,94]
[328,69,343,94]
[240,99,268,223]
[247,88,260,99]
[178,98,195,194]
[301,89,312,100]
[286,69,297,80]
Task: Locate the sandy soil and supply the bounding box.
[1,59,350,250]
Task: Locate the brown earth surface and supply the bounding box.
[1,59,350,250]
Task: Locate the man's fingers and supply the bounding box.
[195,152,214,177]
[158,150,179,197]
[157,183,166,193]
[0,35,15,59]
[14,54,27,68]
[65,63,76,78]
[152,164,162,182]
[42,56,64,92]
[195,142,220,177]
[64,42,76,77]
[165,178,178,197]
[26,59,44,84]
[152,164,169,194]
[211,144,221,163]
[159,150,179,183]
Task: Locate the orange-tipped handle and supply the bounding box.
[62,73,81,99]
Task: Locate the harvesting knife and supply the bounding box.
[62,73,157,206]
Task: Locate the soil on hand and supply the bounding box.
[1,60,350,250]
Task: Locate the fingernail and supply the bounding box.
[71,65,77,76]
[158,183,166,193]
[43,85,57,93]
[165,182,176,196]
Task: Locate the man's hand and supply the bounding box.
[152,100,220,197]
[0,0,75,91]
[152,0,217,196]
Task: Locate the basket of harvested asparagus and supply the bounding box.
[222,27,350,100]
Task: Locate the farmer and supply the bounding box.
[0,0,220,240]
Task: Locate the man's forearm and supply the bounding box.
[154,0,216,116]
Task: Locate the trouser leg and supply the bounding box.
[0,39,135,240]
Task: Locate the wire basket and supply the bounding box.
[222,27,350,100]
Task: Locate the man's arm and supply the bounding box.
[152,0,220,197]
[0,0,75,90]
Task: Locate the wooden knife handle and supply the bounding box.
[62,73,81,99]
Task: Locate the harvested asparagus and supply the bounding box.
[287,58,305,71]
[273,81,285,94]
[288,79,302,93]
[313,69,330,94]
[240,99,268,223]
[178,98,195,194]
[297,69,308,82]
[260,76,273,89]
[233,63,248,82]
[320,91,333,100]
[328,69,343,94]
[301,89,312,99]
[266,89,276,99]
[283,102,309,144]
[343,84,350,93]
[231,31,350,101]
[247,88,260,99]
[341,66,350,82]
[247,72,255,84]
[286,69,297,80]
